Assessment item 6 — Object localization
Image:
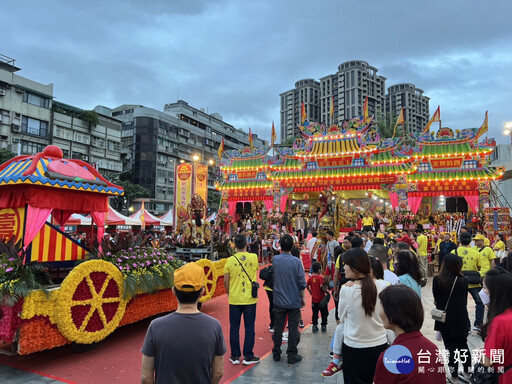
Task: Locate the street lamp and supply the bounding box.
[193,155,200,161]
[208,159,215,166]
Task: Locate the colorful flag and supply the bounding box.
[271,121,277,146]
[217,138,224,160]
[140,201,146,230]
[475,111,489,139]
[248,127,254,149]
[330,96,334,120]
[301,102,307,124]
[431,106,441,122]
[422,106,441,133]
[392,108,405,138]
[363,96,369,121]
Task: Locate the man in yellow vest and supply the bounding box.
[473,233,497,270]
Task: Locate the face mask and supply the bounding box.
[479,289,490,306]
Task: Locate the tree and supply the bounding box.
[375,112,400,139]
[109,178,151,213]
[0,149,16,164]
[207,190,221,212]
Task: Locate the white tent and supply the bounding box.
[130,208,163,225]
[158,209,174,226]
[107,206,142,226]
[65,213,92,225]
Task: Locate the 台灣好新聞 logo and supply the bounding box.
[383,345,415,374]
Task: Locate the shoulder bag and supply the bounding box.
[234,255,259,298]
[431,276,457,323]
[458,249,482,285]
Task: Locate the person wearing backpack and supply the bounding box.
[451,232,485,332]
[259,261,274,332]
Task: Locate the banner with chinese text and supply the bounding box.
[194,163,209,205]
[174,163,193,227]
[0,207,26,242]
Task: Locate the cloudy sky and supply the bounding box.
[4,0,512,143]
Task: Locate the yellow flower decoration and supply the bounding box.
[55,260,127,344]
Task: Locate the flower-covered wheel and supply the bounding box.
[195,259,217,303]
[56,260,127,344]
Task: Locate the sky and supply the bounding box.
[3,0,512,144]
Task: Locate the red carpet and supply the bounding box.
[0,271,333,384]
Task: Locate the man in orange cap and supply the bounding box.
[141,263,225,384]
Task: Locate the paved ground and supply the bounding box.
[229,276,484,384]
[0,276,485,383]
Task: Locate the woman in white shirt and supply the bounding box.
[325,247,389,383]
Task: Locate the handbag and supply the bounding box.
[431,276,457,323]
[318,292,330,309]
[470,363,512,384]
[234,255,259,298]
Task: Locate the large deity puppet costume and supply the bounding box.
[182,194,211,246]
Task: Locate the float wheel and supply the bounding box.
[195,259,217,303]
[56,260,127,344]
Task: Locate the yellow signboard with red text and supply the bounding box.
[174,163,193,227]
[194,164,209,205]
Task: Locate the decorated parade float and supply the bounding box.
[216,109,504,237]
[0,146,226,355]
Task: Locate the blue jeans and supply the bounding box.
[468,287,484,326]
[229,304,256,359]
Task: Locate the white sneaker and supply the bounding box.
[282,331,289,341]
[229,356,240,365]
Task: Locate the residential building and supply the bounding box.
[320,60,386,127]
[106,100,267,214]
[0,54,122,177]
[385,83,430,135]
[282,60,432,138]
[53,102,123,175]
[489,144,512,207]
[280,79,320,141]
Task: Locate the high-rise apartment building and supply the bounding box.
[320,61,386,128]
[280,79,320,141]
[0,55,122,176]
[107,100,267,214]
[385,83,430,135]
[282,60,431,139]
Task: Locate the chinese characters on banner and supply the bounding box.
[174,163,193,226]
[194,163,209,205]
[0,207,25,242]
[416,180,478,192]
[430,157,463,169]
[236,170,258,180]
[280,175,397,189]
[317,156,354,167]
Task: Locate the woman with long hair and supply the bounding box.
[374,285,445,383]
[321,248,389,383]
[480,268,512,383]
[433,253,471,383]
[395,250,422,297]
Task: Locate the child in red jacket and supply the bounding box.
[307,262,329,332]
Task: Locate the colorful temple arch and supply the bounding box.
[216,115,502,219]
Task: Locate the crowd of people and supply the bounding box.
[138,216,512,384]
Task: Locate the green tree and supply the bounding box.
[375,112,401,139]
[109,177,151,213]
[0,149,16,164]
[207,190,221,212]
